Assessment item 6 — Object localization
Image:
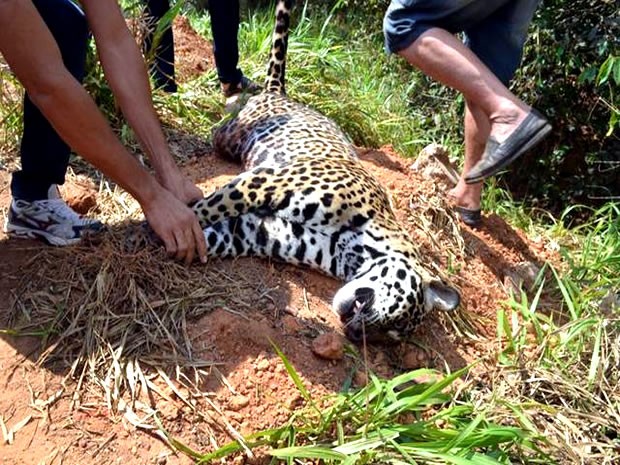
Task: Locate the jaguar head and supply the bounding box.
[332,255,460,342]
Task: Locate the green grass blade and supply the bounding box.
[332,429,400,454]
[269,445,347,460]
[587,321,603,385]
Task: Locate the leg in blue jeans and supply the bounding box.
[207,0,243,85]
[11,0,89,202]
[142,0,252,95]
[143,0,177,92]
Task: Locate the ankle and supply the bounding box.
[487,101,531,141]
[448,184,481,209]
[490,100,528,123]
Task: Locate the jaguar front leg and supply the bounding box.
[191,166,292,228]
[201,213,359,280]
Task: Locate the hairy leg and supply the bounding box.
[398,27,529,143]
[448,101,486,210]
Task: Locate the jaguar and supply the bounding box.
[191,0,460,341]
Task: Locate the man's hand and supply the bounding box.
[159,170,204,205]
[143,188,207,265]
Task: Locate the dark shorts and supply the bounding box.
[383,0,540,84]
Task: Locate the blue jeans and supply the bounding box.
[143,0,243,87]
[11,0,89,201]
[383,0,540,84]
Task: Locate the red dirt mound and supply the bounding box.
[0,143,558,464]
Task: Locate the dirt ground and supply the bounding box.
[0,18,560,465]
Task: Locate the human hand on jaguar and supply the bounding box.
[142,185,207,266]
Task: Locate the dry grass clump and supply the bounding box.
[473,352,620,465]
[2,182,283,450]
[6,221,267,412]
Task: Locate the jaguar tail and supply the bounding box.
[264,0,293,95]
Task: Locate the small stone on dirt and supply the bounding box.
[311,332,344,360]
[284,306,299,316]
[256,358,271,372]
[285,393,303,410]
[232,456,245,465]
[157,401,180,421]
[282,315,302,333]
[229,395,250,411]
[503,261,542,296]
[410,143,459,187]
[600,288,620,314]
[353,370,369,387]
[412,372,441,385]
[154,452,168,465]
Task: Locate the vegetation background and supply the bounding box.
[241,0,620,221]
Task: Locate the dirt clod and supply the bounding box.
[60,175,97,214]
[229,395,250,411]
[353,370,369,387]
[311,332,345,360]
[256,358,271,371]
[401,345,429,370]
[282,314,302,333]
[410,143,459,187]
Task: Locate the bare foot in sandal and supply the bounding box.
[448,182,483,227]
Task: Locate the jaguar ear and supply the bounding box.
[425,280,460,312]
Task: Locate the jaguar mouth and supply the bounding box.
[334,287,377,343]
[337,287,375,325]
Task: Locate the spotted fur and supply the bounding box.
[191,0,460,341]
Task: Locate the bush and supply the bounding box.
[326,0,620,219]
[509,0,619,219]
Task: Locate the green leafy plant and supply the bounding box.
[593,54,620,136]
[162,348,547,464]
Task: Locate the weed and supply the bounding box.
[170,350,548,464]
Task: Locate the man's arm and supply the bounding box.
[80,0,197,202]
[0,0,206,264]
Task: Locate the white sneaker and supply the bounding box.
[4,185,104,246]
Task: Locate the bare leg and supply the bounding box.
[448,101,486,210]
[398,27,529,143]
